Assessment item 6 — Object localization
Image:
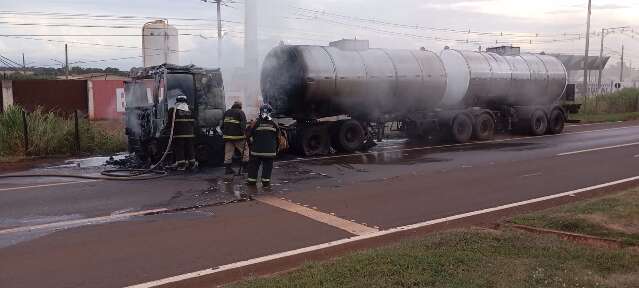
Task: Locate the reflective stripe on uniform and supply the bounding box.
[224,118,240,124]
[247,178,257,182]
[256,126,277,132]
[175,119,195,122]
[251,151,276,157]
[261,178,270,182]
[174,135,195,138]
[224,135,246,140]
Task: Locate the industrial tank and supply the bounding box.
[261,40,447,120]
[439,49,567,108]
[142,20,179,68]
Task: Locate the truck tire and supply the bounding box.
[529,110,548,136]
[299,125,329,156]
[451,114,473,143]
[473,113,495,141]
[547,109,565,135]
[333,120,365,153]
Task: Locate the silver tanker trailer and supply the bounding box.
[261,40,568,156]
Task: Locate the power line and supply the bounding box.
[288,5,585,39]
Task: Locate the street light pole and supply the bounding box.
[583,0,592,97]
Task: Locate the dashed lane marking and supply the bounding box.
[557,142,639,156]
[0,180,101,192]
[256,196,378,236]
[125,175,639,288]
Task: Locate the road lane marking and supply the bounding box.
[520,172,542,178]
[256,196,378,236]
[124,175,639,288]
[278,125,639,164]
[0,208,168,236]
[0,179,101,192]
[557,142,639,156]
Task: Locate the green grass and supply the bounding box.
[230,228,639,288]
[229,188,639,288]
[0,105,126,159]
[512,188,639,246]
[569,88,639,123]
[570,112,639,123]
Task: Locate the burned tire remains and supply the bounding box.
[298,125,329,156]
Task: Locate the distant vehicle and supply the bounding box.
[261,40,570,156]
[124,64,226,165]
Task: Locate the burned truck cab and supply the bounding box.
[124,64,226,165]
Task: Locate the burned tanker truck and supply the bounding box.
[261,40,569,156]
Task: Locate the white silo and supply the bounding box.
[142,20,179,67]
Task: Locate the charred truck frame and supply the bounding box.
[124,64,226,165]
[261,40,572,156]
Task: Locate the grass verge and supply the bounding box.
[511,188,639,246]
[0,105,126,160]
[570,112,639,124]
[230,188,639,288]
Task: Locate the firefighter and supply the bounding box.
[246,104,279,187]
[167,91,197,171]
[222,101,250,174]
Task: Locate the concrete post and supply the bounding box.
[87,80,95,120]
[2,80,14,111]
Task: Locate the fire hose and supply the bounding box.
[0,110,178,181]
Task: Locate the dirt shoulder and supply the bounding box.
[229,188,639,288]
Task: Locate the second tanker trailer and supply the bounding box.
[261,40,568,156]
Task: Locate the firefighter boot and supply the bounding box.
[225,164,235,175]
[240,162,249,174]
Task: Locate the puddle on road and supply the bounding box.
[46,153,128,169]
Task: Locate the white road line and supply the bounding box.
[0,179,101,192]
[278,125,639,164]
[257,196,378,236]
[0,208,168,236]
[557,142,639,156]
[124,175,639,288]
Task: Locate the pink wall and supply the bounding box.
[91,80,125,120]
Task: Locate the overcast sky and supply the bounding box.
[0,0,637,70]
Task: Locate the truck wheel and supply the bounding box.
[333,120,365,153]
[299,125,329,156]
[547,109,565,135]
[529,110,548,136]
[451,114,473,143]
[473,113,495,141]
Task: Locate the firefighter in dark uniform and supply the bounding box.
[246,104,279,187]
[167,91,197,171]
[222,101,250,174]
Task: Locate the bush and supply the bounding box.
[580,88,639,114]
[0,105,126,158]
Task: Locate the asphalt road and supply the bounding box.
[1,120,639,288]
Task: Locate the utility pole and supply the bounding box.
[583,0,592,97]
[65,44,69,80]
[597,28,605,92]
[216,0,222,67]
[620,43,625,83]
[22,53,25,74]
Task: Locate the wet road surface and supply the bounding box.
[1,121,639,287]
